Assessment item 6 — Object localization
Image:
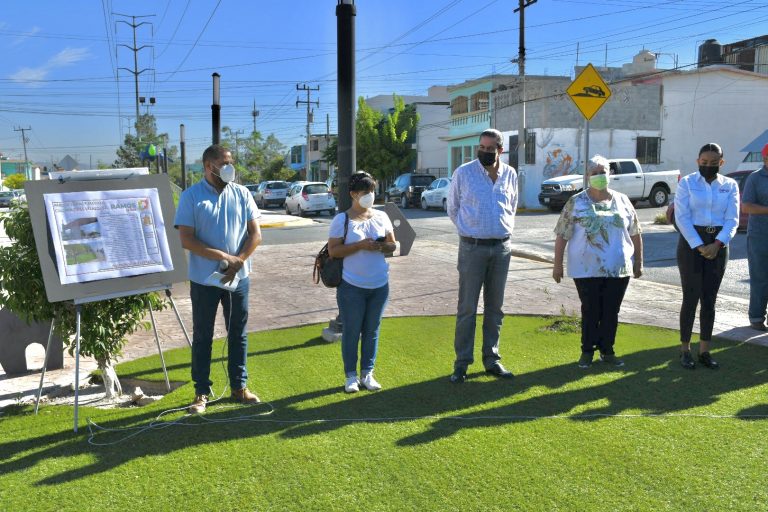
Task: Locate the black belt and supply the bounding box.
[692,225,722,245]
[693,225,722,235]
[461,236,509,246]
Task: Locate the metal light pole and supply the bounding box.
[336,0,356,212]
[514,0,537,209]
[180,124,187,190]
[212,73,221,145]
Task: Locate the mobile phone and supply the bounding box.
[376,236,386,242]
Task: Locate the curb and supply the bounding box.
[511,248,554,264]
[260,218,314,229]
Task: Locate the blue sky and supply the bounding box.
[0,0,766,167]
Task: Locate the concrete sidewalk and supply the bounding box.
[2,234,766,409]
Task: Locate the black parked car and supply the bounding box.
[385,173,437,209]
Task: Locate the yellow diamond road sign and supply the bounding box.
[567,63,611,120]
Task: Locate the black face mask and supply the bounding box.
[478,150,497,167]
[699,165,719,180]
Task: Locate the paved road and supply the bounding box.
[1,201,750,297]
[258,203,750,299]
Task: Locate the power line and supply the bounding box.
[156,0,191,59]
[163,0,221,82]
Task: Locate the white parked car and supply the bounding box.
[285,182,336,217]
[420,177,451,212]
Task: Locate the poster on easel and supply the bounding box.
[43,188,174,284]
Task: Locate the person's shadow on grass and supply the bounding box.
[1,340,766,486]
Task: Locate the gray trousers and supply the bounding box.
[453,238,513,371]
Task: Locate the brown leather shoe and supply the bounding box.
[231,387,261,404]
[189,394,208,414]
[750,322,767,332]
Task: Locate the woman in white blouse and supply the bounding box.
[553,155,643,368]
[674,143,739,370]
[328,172,397,393]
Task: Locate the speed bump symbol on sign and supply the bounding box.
[567,63,611,120]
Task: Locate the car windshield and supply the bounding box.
[267,182,287,189]
[304,184,329,195]
[411,176,435,186]
[245,185,258,191]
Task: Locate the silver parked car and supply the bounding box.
[420,177,451,212]
[252,180,289,209]
[285,182,336,217]
[0,190,18,208]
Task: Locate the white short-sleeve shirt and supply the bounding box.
[329,209,394,289]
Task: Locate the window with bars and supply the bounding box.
[636,137,661,164]
[471,91,489,111]
[451,96,468,115]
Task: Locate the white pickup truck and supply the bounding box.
[538,158,680,211]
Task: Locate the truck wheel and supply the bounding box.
[649,186,669,207]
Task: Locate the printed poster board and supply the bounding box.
[25,174,188,303]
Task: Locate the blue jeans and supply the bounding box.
[336,280,389,377]
[453,239,512,371]
[748,235,768,323]
[190,278,250,395]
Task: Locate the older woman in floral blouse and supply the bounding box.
[552,155,644,368]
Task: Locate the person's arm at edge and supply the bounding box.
[447,170,460,225]
[631,234,643,278]
[553,235,567,283]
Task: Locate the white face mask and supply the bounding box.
[357,192,375,209]
[213,163,236,183]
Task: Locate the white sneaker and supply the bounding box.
[360,372,382,391]
[344,376,360,393]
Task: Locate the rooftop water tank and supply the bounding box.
[698,39,722,67]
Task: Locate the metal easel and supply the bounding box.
[34,285,192,433]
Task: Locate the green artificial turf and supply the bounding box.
[2,315,768,511]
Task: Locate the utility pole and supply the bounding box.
[337,0,356,212]
[13,126,31,179]
[296,83,319,181]
[114,13,154,139]
[326,112,331,182]
[232,129,244,166]
[180,124,187,190]
[251,99,260,134]
[514,0,537,209]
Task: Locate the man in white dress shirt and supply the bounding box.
[447,128,518,383]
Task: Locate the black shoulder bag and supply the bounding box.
[313,213,349,288]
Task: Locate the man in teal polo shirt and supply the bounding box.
[743,143,768,331]
[174,144,262,413]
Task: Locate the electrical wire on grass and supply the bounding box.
[87,287,276,446]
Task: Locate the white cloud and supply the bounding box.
[9,47,91,85]
[11,26,41,47]
[48,47,90,67]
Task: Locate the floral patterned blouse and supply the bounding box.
[553,189,641,278]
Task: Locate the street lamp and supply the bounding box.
[139,96,156,114]
[212,73,221,145]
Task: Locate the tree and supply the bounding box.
[377,95,419,183]
[114,114,176,174]
[326,94,419,184]
[220,128,289,184]
[2,173,25,190]
[0,204,167,398]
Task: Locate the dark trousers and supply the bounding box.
[573,277,630,355]
[677,235,728,343]
[190,278,250,396]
